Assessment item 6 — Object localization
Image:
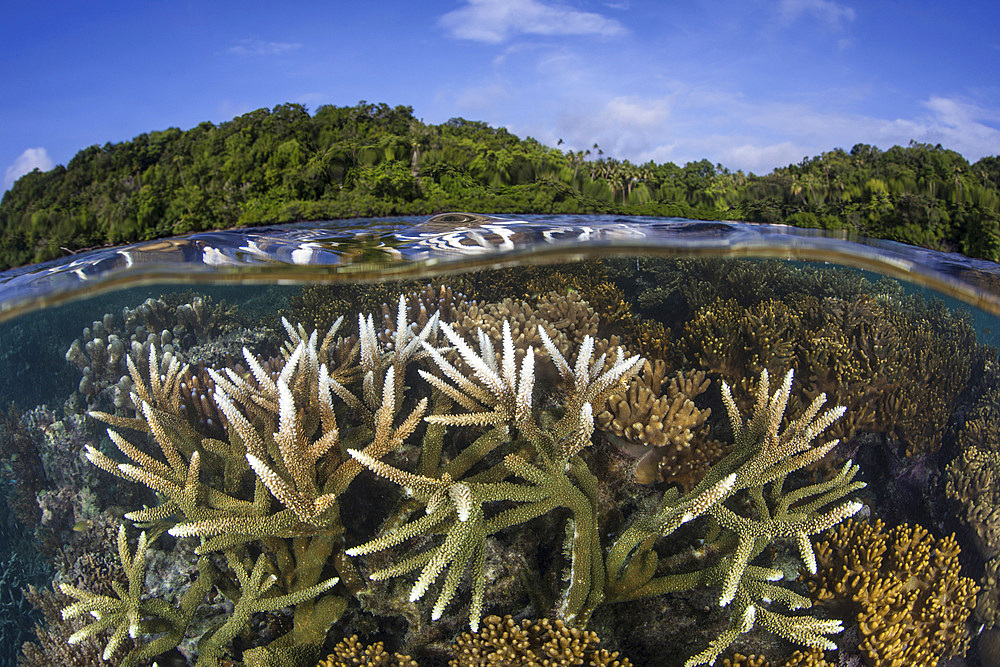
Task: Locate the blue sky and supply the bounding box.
[3,0,1000,190]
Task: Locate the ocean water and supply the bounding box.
[1,213,999,667]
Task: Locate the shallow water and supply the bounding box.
[2,214,999,667]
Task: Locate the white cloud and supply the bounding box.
[718,141,804,174]
[229,39,302,56]
[533,82,1000,175]
[554,95,673,160]
[4,147,53,190]
[602,96,671,128]
[911,96,1000,158]
[777,0,855,30]
[439,0,627,44]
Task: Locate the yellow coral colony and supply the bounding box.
[65,288,865,667]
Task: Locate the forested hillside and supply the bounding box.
[2,101,999,269]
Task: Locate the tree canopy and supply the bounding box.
[3,101,1000,269]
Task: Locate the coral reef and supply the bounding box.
[806,518,979,665]
[49,285,867,667]
[64,293,251,409]
[5,244,1000,667]
[678,291,984,457]
[348,308,864,665]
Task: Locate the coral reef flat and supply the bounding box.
[1,256,998,667]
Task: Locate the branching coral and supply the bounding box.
[678,291,984,457]
[604,369,864,666]
[57,286,868,667]
[345,308,863,665]
[317,635,417,666]
[346,320,644,630]
[448,614,631,666]
[945,445,1000,560]
[66,300,443,665]
[597,361,725,490]
[20,583,131,667]
[806,518,979,665]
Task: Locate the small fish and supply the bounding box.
[73,519,95,532]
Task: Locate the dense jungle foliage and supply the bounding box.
[2,101,1000,269]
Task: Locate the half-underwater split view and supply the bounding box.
[1,214,1000,667]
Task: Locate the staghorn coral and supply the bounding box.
[448,614,631,666]
[19,584,134,667]
[379,284,472,341]
[603,369,864,666]
[346,305,864,665]
[806,518,979,666]
[65,303,445,665]
[56,287,868,667]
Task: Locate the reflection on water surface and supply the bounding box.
[1,215,999,667]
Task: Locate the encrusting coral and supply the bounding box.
[55,286,867,667]
[806,518,979,666]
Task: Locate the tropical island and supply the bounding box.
[2,101,999,270]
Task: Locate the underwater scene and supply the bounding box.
[2,215,1000,667]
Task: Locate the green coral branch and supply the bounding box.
[59,525,194,666]
[196,551,339,667]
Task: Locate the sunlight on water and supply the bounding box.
[1,214,999,666]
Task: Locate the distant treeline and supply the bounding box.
[3,101,1000,269]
